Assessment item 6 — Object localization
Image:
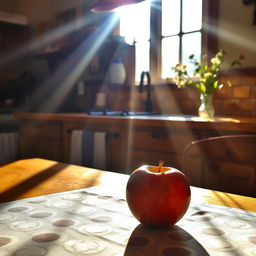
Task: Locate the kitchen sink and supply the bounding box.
[88,110,161,116]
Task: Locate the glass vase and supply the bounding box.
[198,93,215,119]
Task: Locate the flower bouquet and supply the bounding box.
[172,50,243,119]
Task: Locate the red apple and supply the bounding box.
[126,163,191,227]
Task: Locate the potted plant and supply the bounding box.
[172,50,243,119]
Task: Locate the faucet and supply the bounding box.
[139,71,153,112]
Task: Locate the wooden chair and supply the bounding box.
[182,135,256,197]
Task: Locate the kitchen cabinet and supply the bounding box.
[19,120,63,161]
[124,125,251,171]
[15,113,256,173]
[0,20,32,111]
[126,128,202,170]
[35,37,135,113]
[0,21,28,53]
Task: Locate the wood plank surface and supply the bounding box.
[0,158,255,213]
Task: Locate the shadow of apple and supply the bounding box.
[124,224,210,256]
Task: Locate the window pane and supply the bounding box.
[162,0,180,36]
[135,41,150,82]
[162,36,180,79]
[119,1,150,44]
[182,0,202,32]
[182,32,201,73]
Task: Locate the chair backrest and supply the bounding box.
[182,134,256,197]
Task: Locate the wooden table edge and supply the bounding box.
[0,158,255,213]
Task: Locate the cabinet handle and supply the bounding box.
[66,129,73,134]
[106,133,119,139]
[151,133,168,139]
[65,130,119,137]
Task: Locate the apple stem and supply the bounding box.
[158,160,164,173]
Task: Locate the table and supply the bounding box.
[0,158,255,212]
[0,158,256,255]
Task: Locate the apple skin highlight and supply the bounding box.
[126,165,191,227]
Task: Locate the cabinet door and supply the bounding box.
[0,22,29,52]
[20,122,62,139]
[20,137,62,161]
[130,130,200,153]
[19,121,63,161]
[126,129,201,171]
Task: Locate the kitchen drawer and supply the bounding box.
[20,137,62,161]
[130,130,199,154]
[20,121,62,139]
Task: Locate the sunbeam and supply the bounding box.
[203,21,256,57]
[0,13,99,70]
[29,13,119,112]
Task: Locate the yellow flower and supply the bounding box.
[172,49,242,94]
[179,80,186,87]
[210,57,221,65]
[175,64,187,72]
[203,72,212,79]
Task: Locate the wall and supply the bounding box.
[0,0,255,117]
[215,70,256,116]
[1,0,256,68]
[13,0,52,30]
[0,0,14,12]
[219,0,256,68]
[104,0,256,118]
[105,0,256,117]
[4,0,254,67]
[11,0,108,33]
[106,70,256,117]
[0,0,256,67]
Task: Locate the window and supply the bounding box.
[118,1,151,82]
[162,0,202,78]
[118,0,217,83]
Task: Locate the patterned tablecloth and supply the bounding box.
[0,185,255,256]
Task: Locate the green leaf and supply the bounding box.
[213,80,219,89]
[172,49,243,93]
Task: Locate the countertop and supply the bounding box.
[14,112,256,132]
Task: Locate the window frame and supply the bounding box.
[148,0,219,84]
